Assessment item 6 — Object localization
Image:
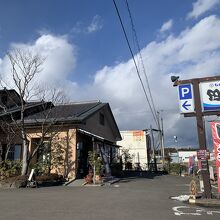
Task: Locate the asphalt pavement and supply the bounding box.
[0,174,219,220]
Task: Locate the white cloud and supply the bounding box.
[1,15,220,147]
[178,15,220,61]
[71,21,84,34]
[159,19,173,33]
[71,15,103,34]
[0,34,78,97]
[86,15,220,147]
[86,15,103,33]
[187,0,220,19]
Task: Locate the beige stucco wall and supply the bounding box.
[117,130,148,170]
[27,127,77,179]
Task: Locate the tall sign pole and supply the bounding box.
[172,75,220,199]
[192,79,212,198]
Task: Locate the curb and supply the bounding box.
[84,183,104,187]
[64,177,120,187]
[104,178,120,186]
[189,197,220,207]
[63,178,76,186]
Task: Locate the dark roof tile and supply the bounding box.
[23,101,105,124]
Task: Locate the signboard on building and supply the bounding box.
[210,122,220,193]
[197,149,210,160]
[178,84,195,113]
[133,130,144,142]
[201,81,220,111]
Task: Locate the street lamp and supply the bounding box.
[173,135,178,147]
[173,136,179,163]
[170,75,180,87]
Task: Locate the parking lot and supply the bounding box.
[0,174,219,220]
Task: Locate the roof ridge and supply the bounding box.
[76,102,103,117]
[55,100,101,106]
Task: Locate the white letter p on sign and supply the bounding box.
[182,88,189,97]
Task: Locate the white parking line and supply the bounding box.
[172,206,220,216]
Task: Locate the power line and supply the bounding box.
[112,0,158,127]
[124,0,158,127]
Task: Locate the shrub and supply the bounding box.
[0,160,22,179]
[165,163,187,175]
[30,160,50,176]
[35,173,63,182]
[121,149,133,170]
[88,151,103,175]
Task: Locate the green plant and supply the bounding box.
[121,149,133,170]
[32,141,52,176]
[0,160,22,179]
[164,163,187,175]
[30,161,47,176]
[88,151,103,175]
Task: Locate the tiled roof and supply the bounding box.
[23,101,106,124]
[0,101,52,118]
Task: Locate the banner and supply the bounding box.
[133,130,144,142]
[210,122,220,193]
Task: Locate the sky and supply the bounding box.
[0,0,220,149]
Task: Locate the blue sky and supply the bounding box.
[1,0,220,147]
[0,0,194,83]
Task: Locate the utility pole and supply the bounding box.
[150,125,157,172]
[157,111,165,167]
[161,115,165,166]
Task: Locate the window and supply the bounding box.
[7,146,14,160]
[7,145,21,160]
[99,113,105,126]
[14,145,21,160]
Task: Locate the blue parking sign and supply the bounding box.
[179,84,192,100]
[178,84,194,113]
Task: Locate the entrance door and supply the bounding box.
[76,134,93,178]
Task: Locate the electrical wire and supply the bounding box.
[124,0,158,127]
[112,0,159,127]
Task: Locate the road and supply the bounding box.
[0,174,219,220]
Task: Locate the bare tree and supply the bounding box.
[1,49,44,175]
[0,120,16,161]
[24,88,69,172]
[0,49,72,178]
